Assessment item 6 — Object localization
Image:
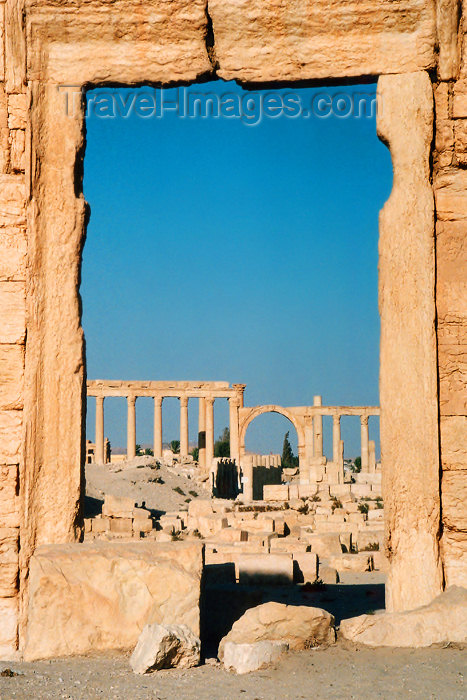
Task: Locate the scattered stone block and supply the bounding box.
[109,518,132,533]
[91,516,110,533]
[219,601,335,658]
[318,566,339,584]
[292,552,318,583]
[270,537,309,554]
[263,484,289,501]
[329,553,374,573]
[223,640,288,674]
[237,553,293,586]
[188,500,214,518]
[102,495,135,519]
[340,586,467,648]
[130,623,200,674]
[303,533,343,557]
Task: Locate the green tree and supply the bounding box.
[353,456,362,472]
[169,440,180,454]
[214,427,230,458]
[135,444,142,456]
[190,447,199,462]
[144,447,154,456]
[281,431,295,468]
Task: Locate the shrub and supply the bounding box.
[358,502,369,515]
[189,490,198,498]
[173,486,185,496]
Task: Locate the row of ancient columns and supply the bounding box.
[305,397,373,471]
[94,393,242,467]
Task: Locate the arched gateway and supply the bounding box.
[238,405,306,466]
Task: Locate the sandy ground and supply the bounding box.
[1,644,465,700]
[85,457,210,517]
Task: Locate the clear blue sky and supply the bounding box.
[82,81,392,458]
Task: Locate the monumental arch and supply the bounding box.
[0,0,465,658]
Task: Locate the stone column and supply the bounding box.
[360,415,369,472]
[369,440,376,474]
[95,396,105,464]
[229,397,240,465]
[153,395,163,459]
[127,395,136,460]
[180,395,189,458]
[198,397,206,468]
[205,397,215,471]
[313,395,323,457]
[332,413,341,465]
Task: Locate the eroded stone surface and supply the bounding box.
[209,0,436,82]
[130,623,200,674]
[24,542,203,661]
[377,72,443,613]
[223,640,288,675]
[340,586,467,647]
[219,602,335,660]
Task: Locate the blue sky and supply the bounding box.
[82,81,392,457]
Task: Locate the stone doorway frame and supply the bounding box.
[17,0,446,646]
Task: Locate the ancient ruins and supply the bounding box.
[0,0,465,672]
[86,380,380,496]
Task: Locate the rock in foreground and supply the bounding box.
[340,586,467,647]
[219,602,335,659]
[223,640,288,674]
[130,623,200,674]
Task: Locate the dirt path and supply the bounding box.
[1,644,465,700]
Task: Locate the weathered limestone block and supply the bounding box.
[378,72,443,612]
[223,640,288,674]
[7,94,27,129]
[0,344,23,409]
[209,0,436,82]
[24,541,203,660]
[237,553,293,586]
[436,0,462,80]
[340,586,467,647]
[26,0,212,85]
[219,602,335,659]
[435,168,467,220]
[102,494,135,518]
[438,345,467,415]
[0,597,18,659]
[0,282,25,343]
[0,465,20,528]
[292,552,318,584]
[440,416,467,470]
[0,228,27,281]
[441,471,467,531]
[0,174,26,227]
[328,553,374,573]
[130,623,200,674]
[440,529,467,587]
[302,532,342,558]
[9,130,25,172]
[0,411,22,463]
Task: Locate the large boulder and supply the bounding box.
[340,586,467,647]
[130,623,200,674]
[24,541,203,660]
[219,602,335,659]
[223,640,288,674]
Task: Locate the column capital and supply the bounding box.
[127,395,136,406]
[333,412,341,424]
[179,395,189,408]
[205,396,215,406]
[96,395,104,405]
[154,395,163,407]
[360,414,369,426]
[229,396,240,407]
